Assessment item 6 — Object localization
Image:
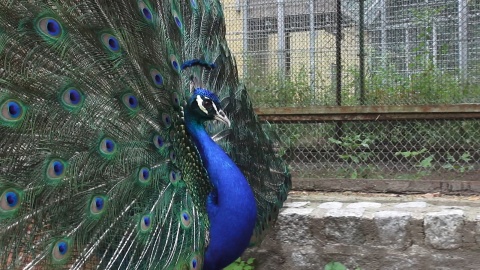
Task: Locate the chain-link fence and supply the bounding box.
[271,119,479,180]
[222,0,480,180]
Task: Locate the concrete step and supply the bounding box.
[246,191,480,270]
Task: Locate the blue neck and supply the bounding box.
[184,109,257,270]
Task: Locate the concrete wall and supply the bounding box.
[244,192,480,270]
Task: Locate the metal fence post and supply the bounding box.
[309,0,316,101]
[359,0,366,105]
[277,0,285,78]
[458,0,468,83]
[335,0,342,106]
[335,0,343,145]
[380,0,386,70]
[242,0,249,78]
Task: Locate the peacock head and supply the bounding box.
[187,88,230,126]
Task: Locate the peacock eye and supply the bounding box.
[203,99,212,108]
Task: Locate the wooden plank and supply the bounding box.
[254,104,480,122]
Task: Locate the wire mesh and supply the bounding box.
[222,0,480,180]
[270,120,479,180]
[222,0,480,106]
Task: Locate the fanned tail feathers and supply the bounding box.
[0,0,290,269]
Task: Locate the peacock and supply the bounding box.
[0,0,291,269]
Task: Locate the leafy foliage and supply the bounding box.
[224,257,256,270]
[324,261,347,270]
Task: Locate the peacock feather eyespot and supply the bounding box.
[171,92,181,107]
[149,68,164,88]
[170,150,177,163]
[1,99,26,126]
[162,113,172,127]
[61,88,84,111]
[57,242,67,254]
[174,15,182,29]
[169,170,181,184]
[139,214,153,232]
[51,238,71,262]
[36,17,63,40]
[122,93,139,112]
[170,55,180,72]
[89,195,107,215]
[171,9,183,31]
[46,159,67,182]
[153,134,164,149]
[138,167,151,184]
[190,0,198,9]
[180,210,192,228]
[190,253,202,270]
[99,137,117,158]
[101,33,121,53]
[1,189,22,213]
[138,1,154,21]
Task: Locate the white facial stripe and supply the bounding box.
[196,95,221,116]
[196,95,208,114]
[211,102,219,114]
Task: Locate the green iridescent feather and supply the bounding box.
[0,0,290,269]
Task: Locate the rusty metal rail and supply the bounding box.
[254,104,480,122]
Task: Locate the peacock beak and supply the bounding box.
[214,110,231,127]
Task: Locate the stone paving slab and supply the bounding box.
[245,192,480,270]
